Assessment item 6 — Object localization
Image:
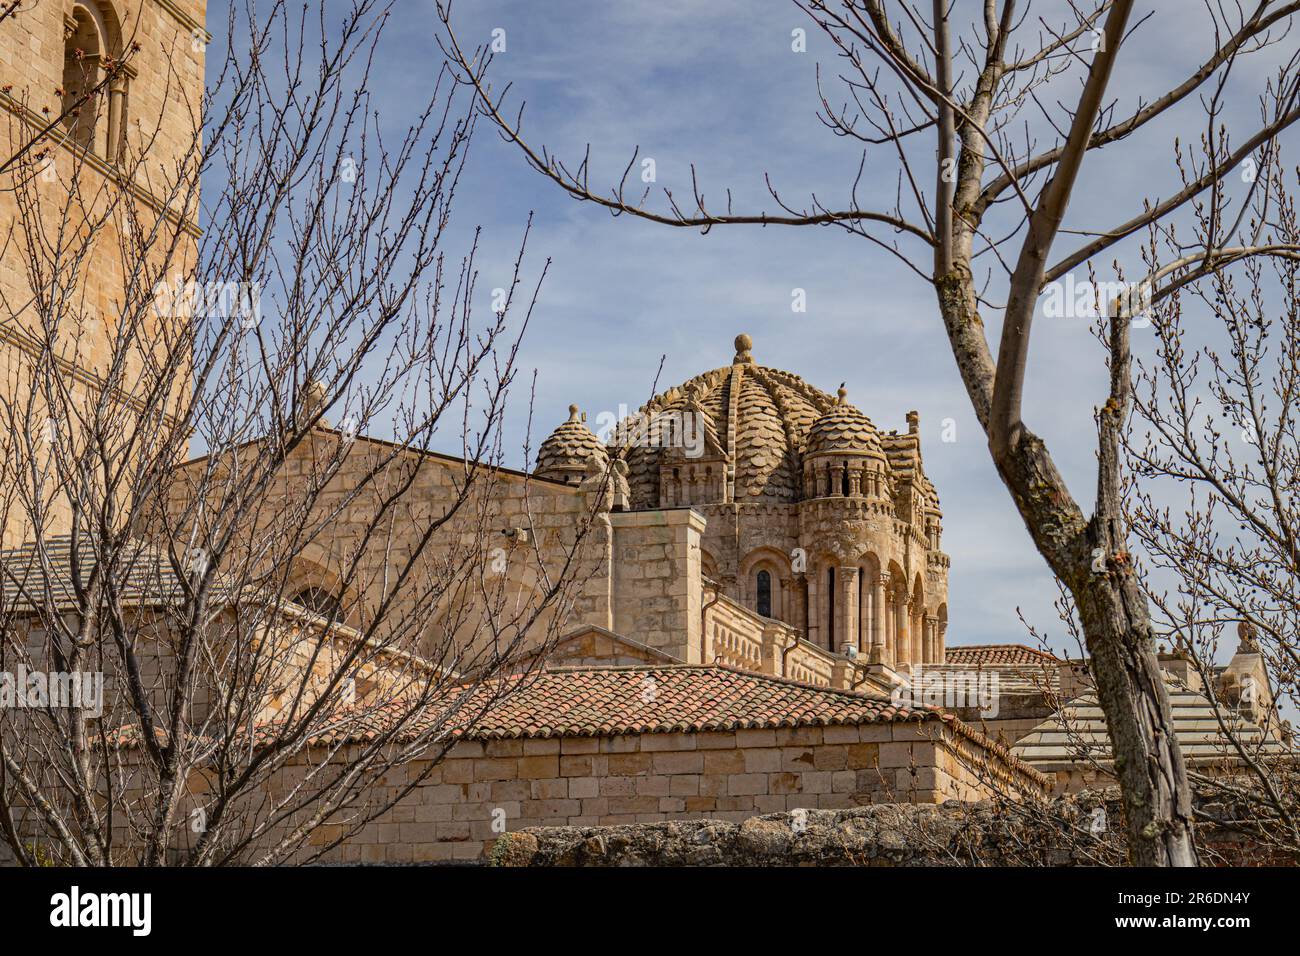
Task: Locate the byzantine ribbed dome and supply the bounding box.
[536,405,606,482]
[806,387,886,457]
[615,334,884,505]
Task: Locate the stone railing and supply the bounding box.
[782,639,838,687]
[702,586,851,690]
[703,591,767,672]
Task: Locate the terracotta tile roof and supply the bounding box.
[106,663,1048,784]
[288,665,933,747]
[455,664,938,739]
[155,664,943,751]
[945,644,1061,667]
[109,665,929,747]
[441,665,1041,780]
[919,663,1058,696]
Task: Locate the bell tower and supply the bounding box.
[0,1,208,544]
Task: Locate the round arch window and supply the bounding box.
[756,569,772,618]
[63,6,104,151]
[291,586,342,622]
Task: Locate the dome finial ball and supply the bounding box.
[733,333,754,364]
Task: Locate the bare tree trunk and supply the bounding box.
[1075,570,1196,865]
[938,266,1197,864]
[995,444,1194,863]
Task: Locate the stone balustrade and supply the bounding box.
[702,587,868,692]
[703,593,767,672]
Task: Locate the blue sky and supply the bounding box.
[205,2,1300,653]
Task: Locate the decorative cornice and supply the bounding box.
[0,320,186,430]
[153,0,210,42]
[0,93,202,239]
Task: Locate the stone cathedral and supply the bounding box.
[535,333,949,670]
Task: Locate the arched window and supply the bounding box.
[63,6,104,152]
[61,3,126,159]
[756,569,772,618]
[291,586,342,622]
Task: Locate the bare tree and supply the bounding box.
[437,0,1300,864]
[1125,149,1300,855]
[0,0,601,866]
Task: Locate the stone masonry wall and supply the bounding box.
[0,1,207,544]
[171,721,1035,864]
[607,509,705,663]
[168,433,619,668]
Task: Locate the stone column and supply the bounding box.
[923,615,938,663]
[107,78,127,161]
[871,572,888,664]
[806,571,820,650]
[859,571,871,652]
[915,606,925,665]
[779,575,794,627]
[840,566,859,655]
[893,588,908,666]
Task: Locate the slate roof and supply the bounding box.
[1012,680,1287,770]
[0,534,208,612]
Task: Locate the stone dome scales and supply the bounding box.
[615,335,887,507]
[536,405,607,485]
[806,386,886,457]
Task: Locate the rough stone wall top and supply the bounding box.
[489,788,1292,867]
